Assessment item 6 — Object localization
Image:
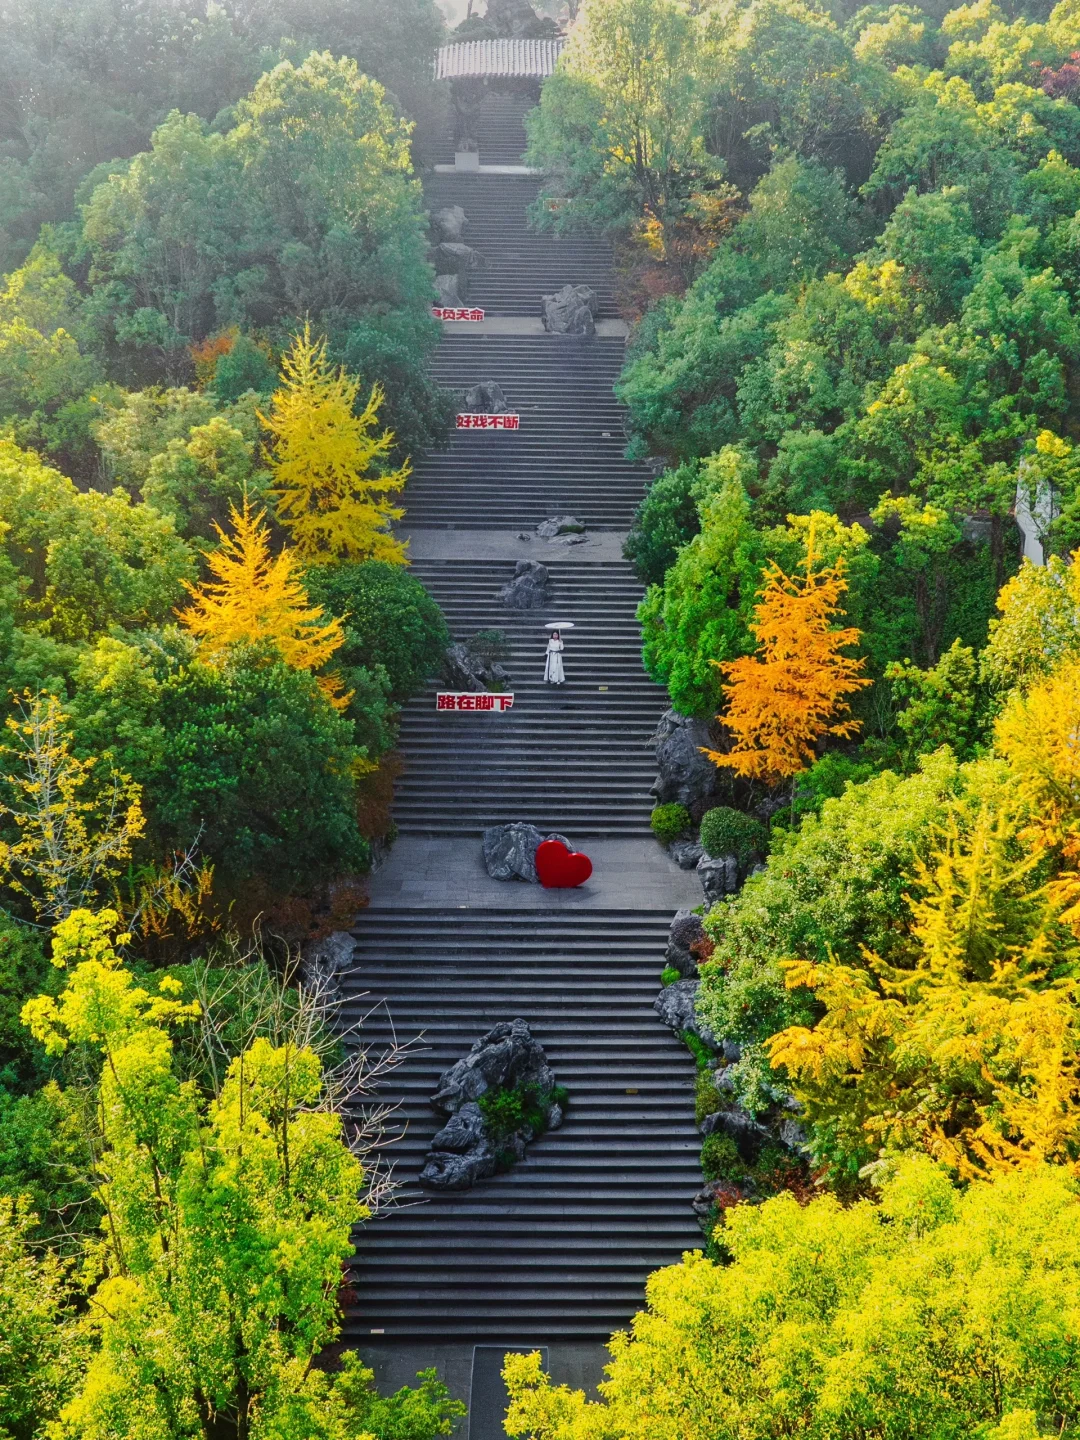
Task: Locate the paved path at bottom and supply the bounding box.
[365,836,703,911]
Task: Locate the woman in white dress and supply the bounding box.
[544,629,565,685]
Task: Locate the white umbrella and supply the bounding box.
[544,621,576,630]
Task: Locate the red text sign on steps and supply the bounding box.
[456,413,520,430]
[436,692,515,712]
[433,307,485,320]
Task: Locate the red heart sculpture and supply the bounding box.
[535,838,593,888]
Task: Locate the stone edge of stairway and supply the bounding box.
[439,316,629,337]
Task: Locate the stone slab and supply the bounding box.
[433,162,543,175]
[364,836,703,910]
[438,316,629,337]
[400,527,630,562]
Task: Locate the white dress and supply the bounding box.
[544,636,565,684]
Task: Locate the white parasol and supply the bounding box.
[544,621,576,631]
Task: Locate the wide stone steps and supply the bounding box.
[433,89,532,168]
[425,174,617,317]
[391,559,661,837]
[405,335,649,529]
[341,910,702,1341]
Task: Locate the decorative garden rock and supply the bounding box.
[541,284,598,336]
[300,930,355,1001]
[464,379,509,414]
[701,1107,772,1164]
[432,205,468,243]
[665,908,707,978]
[482,821,571,882]
[496,559,551,609]
[692,1177,755,1226]
[698,852,739,905]
[668,838,704,872]
[536,515,586,539]
[650,709,729,814]
[434,272,466,307]
[432,241,485,276]
[653,978,718,1051]
[420,1020,564,1191]
[443,641,510,693]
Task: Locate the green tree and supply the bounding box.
[503,1159,1080,1440]
[79,53,444,449]
[0,439,195,642]
[639,452,764,716]
[305,561,450,704]
[526,0,726,234]
[0,1194,79,1440]
[70,636,370,895]
[696,749,962,1114]
[22,907,463,1440]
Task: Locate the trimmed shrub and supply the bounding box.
[699,806,766,864]
[651,803,692,845]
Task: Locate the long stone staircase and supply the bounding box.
[340,88,702,1369]
[344,911,701,1340]
[393,559,659,837]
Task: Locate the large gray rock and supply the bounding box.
[651,709,728,814]
[432,241,485,276]
[536,515,585,539]
[432,205,467,243]
[701,1107,772,1164]
[419,1102,497,1190]
[541,284,598,336]
[692,1177,755,1227]
[464,379,509,414]
[669,838,704,872]
[497,559,551,609]
[665,908,707,978]
[443,641,511,693]
[301,931,355,999]
[432,1019,559,1114]
[653,978,718,1051]
[434,272,466,307]
[698,852,739,906]
[482,822,571,882]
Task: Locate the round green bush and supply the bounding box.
[699,806,766,864]
[305,562,450,703]
[700,1131,745,1183]
[651,803,692,845]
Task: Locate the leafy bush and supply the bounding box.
[661,964,681,987]
[478,1083,569,1149]
[700,1131,744,1183]
[699,807,767,864]
[651,803,692,845]
[305,561,449,703]
[695,1070,723,1126]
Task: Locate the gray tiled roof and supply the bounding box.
[435,37,566,80]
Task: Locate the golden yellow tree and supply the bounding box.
[262,325,410,566]
[994,654,1080,933]
[0,693,145,922]
[178,497,349,708]
[705,540,869,784]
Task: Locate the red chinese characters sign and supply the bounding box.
[432,307,485,321]
[436,692,515,713]
[456,413,520,431]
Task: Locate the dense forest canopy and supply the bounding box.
[2,0,1080,1435]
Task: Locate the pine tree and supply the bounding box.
[178,497,349,707]
[262,325,410,566]
[706,535,869,784]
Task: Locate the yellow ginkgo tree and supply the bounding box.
[262,325,410,566]
[178,497,350,709]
